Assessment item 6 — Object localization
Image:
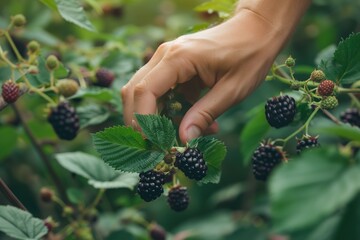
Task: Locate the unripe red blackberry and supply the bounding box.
[310,69,326,82]
[252,143,285,181]
[175,147,207,181]
[2,80,19,103]
[340,108,360,128]
[317,80,335,96]
[149,223,166,240]
[321,96,338,110]
[296,135,319,154]
[47,102,80,140]
[137,170,165,202]
[56,79,79,97]
[94,68,115,87]
[265,95,297,128]
[12,14,26,28]
[40,187,54,203]
[167,185,189,212]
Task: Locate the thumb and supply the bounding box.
[179,79,240,143]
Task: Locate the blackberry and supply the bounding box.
[167,185,189,212]
[340,108,360,128]
[47,102,80,140]
[265,95,296,128]
[296,135,319,154]
[149,223,166,240]
[317,80,335,97]
[94,68,115,87]
[2,80,19,103]
[252,143,285,181]
[137,170,165,202]
[175,147,207,181]
[321,96,338,110]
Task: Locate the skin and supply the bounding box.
[122,0,312,143]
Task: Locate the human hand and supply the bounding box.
[121,0,311,143]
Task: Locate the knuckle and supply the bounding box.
[197,109,215,128]
[134,82,147,97]
[121,86,129,102]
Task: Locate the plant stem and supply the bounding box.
[0,178,27,211]
[321,109,341,125]
[349,93,360,108]
[338,87,360,94]
[89,189,105,209]
[4,31,24,62]
[11,104,69,203]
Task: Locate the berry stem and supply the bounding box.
[348,93,360,108]
[11,103,69,204]
[337,87,360,93]
[283,107,320,144]
[4,31,25,62]
[89,188,105,210]
[0,46,17,68]
[321,109,341,125]
[0,178,27,211]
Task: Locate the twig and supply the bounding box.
[0,178,27,211]
[321,109,341,125]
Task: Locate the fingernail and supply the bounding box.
[186,126,201,141]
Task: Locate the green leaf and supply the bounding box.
[70,87,114,101]
[135,114,176,152]
[39,0,57,11]
[77,104,110,128]
[0,205,48,240]
[26,56,50,87]
[270,148,360,232]
[56,152,139,189]
[66,188,85,204]
[316,124,360,142]
[194,0,237,18]
[93,126,165,173]
[0,126,18,161]
[53,63,69,79]
[189,137,227,184]
[240,105,270,165]
[54,0,95,32]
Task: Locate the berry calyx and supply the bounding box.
[44,217,56,232]
[47,102,80,140]
[296,135,319,154]
[320,96,338,110]
[12,14,26,28]
[340,108,360,128]
[27,41,40,54]
[252,142,285,181]
[2,80,20,103]
[149,223,166,240]
[167,185,189,212]
[40,187,54,203]
[285,56,295,67]
[310,69,326,82]
[46,55,59,70]
[317,80,335,96]
[56,79,79,97]
[94,68,115,87]
[265,95,297,128]
[137,170,165,202]
[175,147,207,181]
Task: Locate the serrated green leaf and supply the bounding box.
[77,104,110,128]
[270,148,360,232]
[26,56,50,87]
[135,114,176,152]
[70,87,114,101]
[54,0,95,32]
[93,126,165,173]
[240,105,270,165]
[56,152,139,189]
[316,124,360,142]
[53,63,69,79]
[0,205,48,240]
[333,32,360,84]
[189,137,227,184]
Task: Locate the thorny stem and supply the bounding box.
[4,31,24,62]
[0,178,27,211]
[11,104,69,204]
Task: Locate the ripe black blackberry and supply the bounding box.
[137,170,165,202]
[175,147,207,181]
[167,185,189,212]
[340,108,360,128]
[94,68,115,87]
[296,135,319,154]
[252,143,285,181]
[265,95,296,128]
[47,102,80,140]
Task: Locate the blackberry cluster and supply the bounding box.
[340,108,360,128]
[94,68,115,87]
[252,143,284,181]
[167,186,189,212]
[265,95,297,128]
[47,102,80,140]
[296,135,319,154]
[137,170,165,202]
[175,147,207,181]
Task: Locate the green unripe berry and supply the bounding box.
[285,56,295,67]
[321,96,338,110]
[63,206,74,217]
[56,79,79,97]
[169,101,182,111]
[27,41,40,53]
[46,55,59,70]
[12,14,26,28]
[310,69,326,82]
